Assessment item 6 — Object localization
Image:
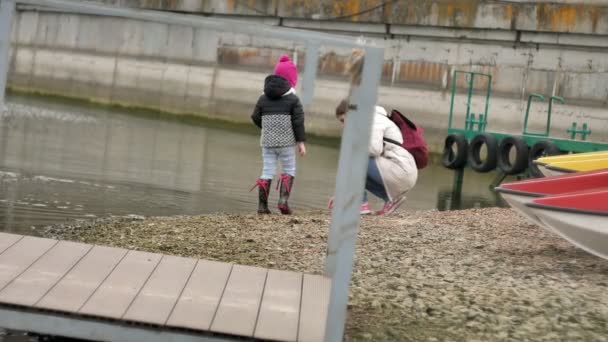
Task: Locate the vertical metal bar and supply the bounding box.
[523,100,532,135]
[300,42,318,106]
[546,96,564,137]
[451,168,464,210]
[324,46,383,342]
[490,170,507,189]
[483,75,491,128]
[0,0,16,108]
[582,123,590,141]
[546,99,553,137]
[390,56,398,86]
[453,168,464,194]
[522,94,545,135]
[568,122,577,140]
[465,73,475,121]
[448,70,457,130]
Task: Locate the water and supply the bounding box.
[0,94,507,234]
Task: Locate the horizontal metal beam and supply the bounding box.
[16,0,374,49]
[0,306,239,342]
[448,129,608,152]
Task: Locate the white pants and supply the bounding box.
[261,146,296,179]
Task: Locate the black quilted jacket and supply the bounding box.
[251,75,306,147]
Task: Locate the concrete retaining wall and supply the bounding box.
[7,9,608,152]
[94,0,608,36]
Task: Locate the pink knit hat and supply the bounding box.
[273,54,298,88]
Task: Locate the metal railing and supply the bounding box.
[0,0,385,341]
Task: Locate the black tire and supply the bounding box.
[528,141,563,177]
[442,133,468,169]
[497,136,529,175]
[468,133,498,173]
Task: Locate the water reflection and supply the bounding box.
[1,94,508,234]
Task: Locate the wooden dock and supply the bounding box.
[0,232,331,342]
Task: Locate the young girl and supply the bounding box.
[251,55,306,215]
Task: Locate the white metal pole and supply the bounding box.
[300,42,318,106]
[0,0,16,109]
[324,46,384,342]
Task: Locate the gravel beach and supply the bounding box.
[41,208,608,341]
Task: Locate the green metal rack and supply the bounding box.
[445,70,608,188]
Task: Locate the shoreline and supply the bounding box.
[39,208,608,341]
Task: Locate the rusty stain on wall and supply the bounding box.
[589,6,602,33]
[220,46,466,88]
[330,1,360,20]
[216,45,601,102]
[503,4,513,22]
[398,61,446,85]
[131,1,608,35]
[537,4,579,32]
[446,65,497,96]
[440,1,478,27]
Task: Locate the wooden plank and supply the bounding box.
[78,250,162,319]
[209,265,267,337]
[36,246,127,312]
[123,255,196,325]
[0,233,23,254]
[0,241,91,306]
[298,275,331,342]
[166,260,232,331]
[254,270,302,342]
[0,236,57,291]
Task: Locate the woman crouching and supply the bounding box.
[334,100,418,215]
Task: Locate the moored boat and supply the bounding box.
[544,158,608,176]
[535,150,608,166]
[526,190,608,259]
[495,169,608,227]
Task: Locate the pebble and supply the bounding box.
[39,208,608,341]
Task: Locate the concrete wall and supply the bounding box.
[95,0,608,35]
[7,8,608,152]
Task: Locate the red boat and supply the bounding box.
[526,190,608,260]
[495,169,608,227]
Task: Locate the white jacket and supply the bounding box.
[370,106,418,201]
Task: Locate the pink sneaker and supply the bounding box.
[328,197,372,215]
[376,195,407,216]
[360,202,371,215]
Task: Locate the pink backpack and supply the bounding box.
[386,109,429,169]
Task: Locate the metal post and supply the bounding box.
[490,170,507,188]
[522,93,545,136]
[0,0,16,109]
[300,42,318,106]
[581,123,591,141]
[450,168,464,210]
[448,70,457,130]
[546,96,564,137]
[465,73,475,120]
[324,46,383,342]
[568,122,577,140]
[483,74,492,119]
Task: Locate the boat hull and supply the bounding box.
[528,207,608,260]
[499,192,545,228]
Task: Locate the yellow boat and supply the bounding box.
[536,150,608,165]
[544,158,608,176]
